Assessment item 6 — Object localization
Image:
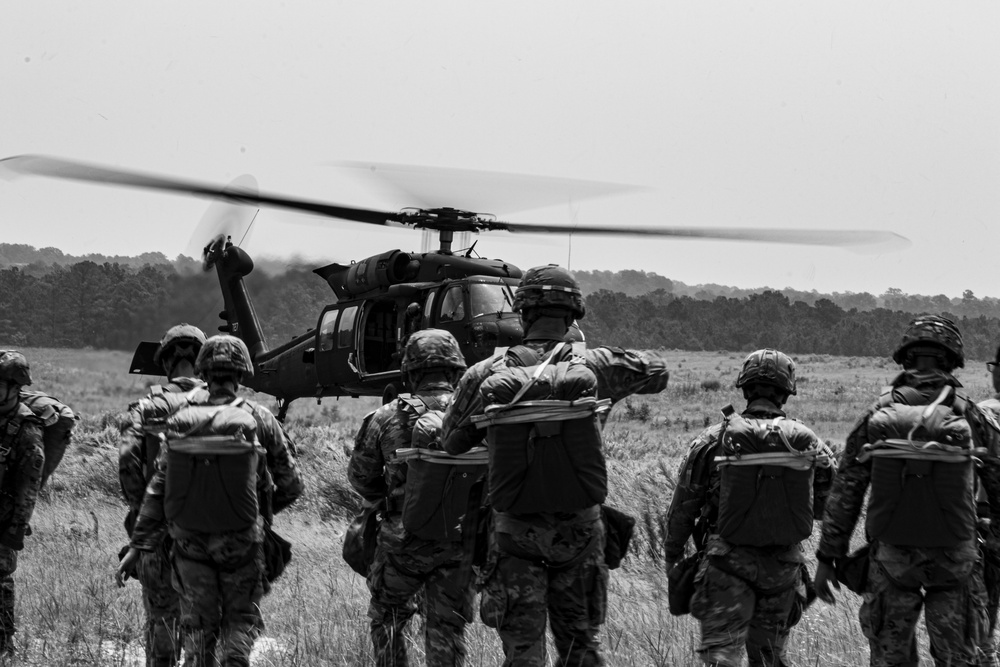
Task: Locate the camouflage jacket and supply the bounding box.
[0,402,46,531]
[20,389,77,487]
[130,387,305,553]
[817,370,1000,560]
[119,376,205,513]
[442,341,669,455]
[664,399,834,562]
[348,383,453,516]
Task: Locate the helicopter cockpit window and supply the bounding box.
[338,306,359,348]
[318,310,339,352]
[439,286,465,322]
[469,283,514,318]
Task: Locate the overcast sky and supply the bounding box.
[2,1,999,299]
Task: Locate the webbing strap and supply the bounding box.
[714,451,827,471]
[860,438,984,464]
[393,446,489,465]
[472,398,611,428]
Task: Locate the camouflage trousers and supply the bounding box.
[367,517,475,667]
[480,507,608,667]
[0,545,16,647]
[861,541,990,667]
[982,541,1000,666]
[137,543,182,667]
[172,544,264,667]
[689,537,805,667]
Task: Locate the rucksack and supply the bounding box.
[714,408,829,547]
[863,384,980,548]
[473,343,611,514]
[19,390,77,488]
[393,394,488,542]
[157,393,265,534]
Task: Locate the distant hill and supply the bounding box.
[572,269,1000,319]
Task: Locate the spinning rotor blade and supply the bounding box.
[185,174,260,258]
[1,154,910,252]
[495,221,911,251]
[0,155,399,226]
[332,160,646,215]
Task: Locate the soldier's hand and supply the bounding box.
[814,561,840,605]
[664,559,677,576]
[116,547,141,588]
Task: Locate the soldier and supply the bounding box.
[348,328,479,667]
[815,315,1000,666]
[118,323,207,667]
[441,264,670,667]
[664,349,834,667]
[117,335,304,666]
[0,351,45,658]
[976,345,1000,663]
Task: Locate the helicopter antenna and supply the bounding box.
[237,209,261,247]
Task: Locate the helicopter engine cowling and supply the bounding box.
[315,250,419,300]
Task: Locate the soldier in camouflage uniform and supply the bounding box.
[119,324,207,667]
[441,265,670,667]
[349,328,476,667]
[975,345,1000,664]
[0,351,45,658]
[815,315,1000,667]
[117,335,304,667]
[664,349,834,667]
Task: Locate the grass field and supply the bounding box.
[4,346,996,666]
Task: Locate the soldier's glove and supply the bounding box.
[0,526,26,551]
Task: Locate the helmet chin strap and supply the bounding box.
[0,383,20,414]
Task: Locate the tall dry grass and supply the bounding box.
[2,346,993,665]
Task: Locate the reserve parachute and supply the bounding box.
[393,394,487,542]
[714,409,831,547]
[148,390,265,534]
[473,342,610,514]
[862,385,980,548]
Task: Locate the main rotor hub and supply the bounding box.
[400,207,496,233]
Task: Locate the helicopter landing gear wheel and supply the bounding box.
[382,382,404,405]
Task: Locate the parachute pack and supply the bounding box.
[714,409,830,547]
[392,394,487,542]
[473,343,611,514]
[148,391,265,534]
[19,390,77,489]
[862,385,981,548]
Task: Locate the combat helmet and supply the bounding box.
[892,314,964,369]
[153,323,207,368]
[0,351,32,386]
[400,329,467,374]
[195,335,254,378]
[511,265,586,319]
[735,348,797,396]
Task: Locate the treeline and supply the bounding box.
[2,260,999,360]
[582,289,1000,360]
[574,269,1000,319]
[0,262,330,350]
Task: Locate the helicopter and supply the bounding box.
[0,154,910,417]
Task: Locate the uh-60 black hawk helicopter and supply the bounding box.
[1,154,910,417]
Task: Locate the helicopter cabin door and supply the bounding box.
[359,298,403,377]
[315,304,362,389]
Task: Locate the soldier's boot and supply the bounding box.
[0,586,15,664]
[146,616,181,666]
[371,607,412,667]
[746,641,790,667]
